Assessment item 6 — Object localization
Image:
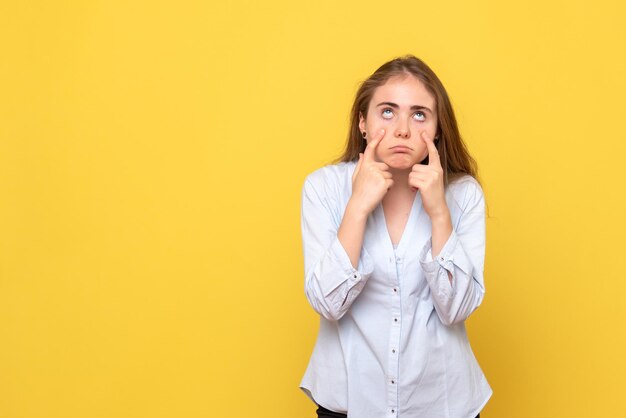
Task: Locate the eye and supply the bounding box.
[414,111,426,121]
[382,108,394,119]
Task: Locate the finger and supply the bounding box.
[409,170,426,182]
[386,178,394,191]
[363,129,386,161]
[421,131,441,167]
[375,161,390,171]
[409,178,425,192]
[410,174,428,183]
[411,164,429,173]
[409,170,427,181]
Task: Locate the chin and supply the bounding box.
[383,154,418,170]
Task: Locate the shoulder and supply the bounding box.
[445,174,485,213]
[302,161,356,196]
[301,161,356,219]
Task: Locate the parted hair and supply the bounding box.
[334,54,482,189]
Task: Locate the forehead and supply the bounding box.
[370,75,435,109]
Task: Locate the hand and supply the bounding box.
[409,131,449,220]
[350,129,393,215]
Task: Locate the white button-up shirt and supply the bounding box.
[299,161,492,418]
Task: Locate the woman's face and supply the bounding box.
[359,74,438,170]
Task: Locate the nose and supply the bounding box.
[394,121,410,139]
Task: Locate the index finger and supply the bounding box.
[363,129,386,161]
[421,131,441,167]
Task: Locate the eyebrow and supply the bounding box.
[376,101,432,113]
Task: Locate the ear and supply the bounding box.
[358,112,365,133]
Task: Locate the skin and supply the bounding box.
[338,74,453,282]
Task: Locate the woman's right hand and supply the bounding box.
[350,129,393,215]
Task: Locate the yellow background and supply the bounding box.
[1,1,625,417]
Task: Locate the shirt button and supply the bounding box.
[396,257,402,262]
[391,409,395,414]
[393,288,397,293]
[392,349,396,353]
[394,318,398,322]
[353,274,357,278]
[391,379,395,384]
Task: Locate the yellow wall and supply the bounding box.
[1,1,625,417]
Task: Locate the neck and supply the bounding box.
[387,168,415,196]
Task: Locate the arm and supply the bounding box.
[337,199,369,269]
[418,180,487,326]
[431,209,454,283]
[301,177,374,321]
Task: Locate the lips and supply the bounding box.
[390,146,412,153]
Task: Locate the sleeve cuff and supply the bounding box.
[320,236,374,297]
[419,229,473,277]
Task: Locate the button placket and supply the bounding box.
[386,249,402,417]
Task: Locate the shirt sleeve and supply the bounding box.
[418,180,487,326]
[300,176,374,321]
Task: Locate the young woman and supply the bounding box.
[299,55,492,418]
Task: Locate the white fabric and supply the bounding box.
[299,161,492,418]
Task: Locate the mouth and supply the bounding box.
[390,146,412,153]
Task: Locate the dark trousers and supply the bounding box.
[316,404,480,417]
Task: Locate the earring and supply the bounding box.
[362,131,367,139]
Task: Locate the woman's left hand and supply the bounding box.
[409,131,449,221]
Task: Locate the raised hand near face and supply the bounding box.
[350,129,393,216]
[408,131,449,220]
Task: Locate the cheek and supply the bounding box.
[413,138,428,151]
[369,120,393,134]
